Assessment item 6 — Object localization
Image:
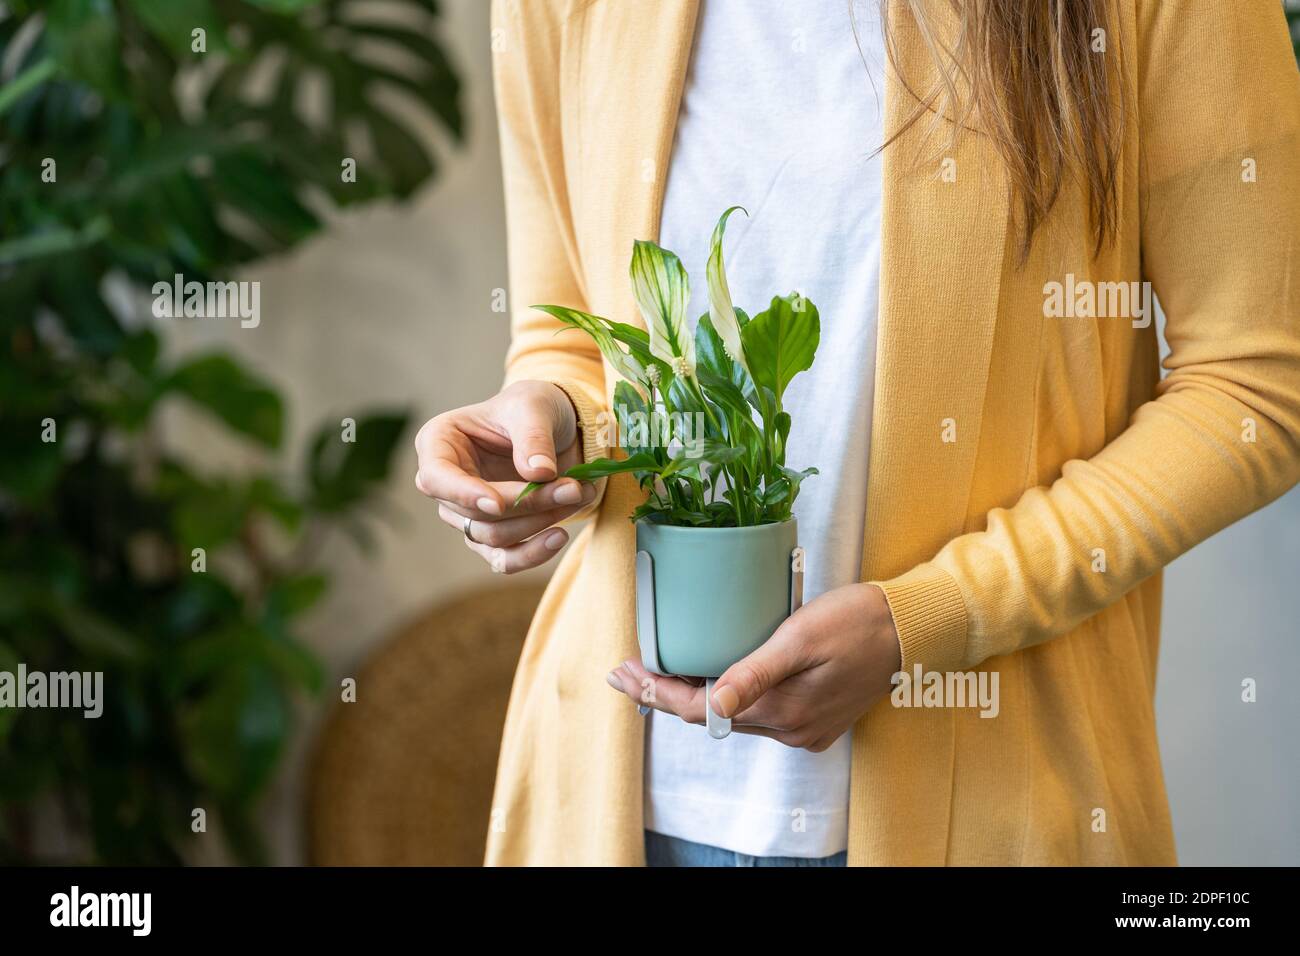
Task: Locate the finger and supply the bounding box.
[499,401,562,483]
[619,659,791,729]
[463,525,570,574]
[440,502,583,548]
[437,477,595,520]
[605,664,649,706]
[605,665,706,720]
[618,659,708,723]
[414,429,504,515]
[709,622,808,719]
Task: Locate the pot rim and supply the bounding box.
[634,516,796,536]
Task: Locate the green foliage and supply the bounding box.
[521,208,821,528]
[1288,2,1300,65]
[0,0,460,863]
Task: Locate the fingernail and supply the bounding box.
[553,482,582,505]
[477,496,502,516]
[528,454,556,473]
[605,670,623,691]
[637,705,650,716]
[543,530,567,550]
[712,684,739,718]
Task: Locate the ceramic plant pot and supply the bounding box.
[634,517,803,739]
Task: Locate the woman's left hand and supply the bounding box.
[606,582,902,752]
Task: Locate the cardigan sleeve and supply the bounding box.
[492,0,609,473]
[875,0,1300,674]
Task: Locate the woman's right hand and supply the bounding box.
[414,380,597,573]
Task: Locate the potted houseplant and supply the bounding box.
[521,207,820,737]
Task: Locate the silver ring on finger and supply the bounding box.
[463,515,479,544]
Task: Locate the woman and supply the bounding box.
[415,0,1300,866]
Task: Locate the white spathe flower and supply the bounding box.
[707,205,749,374]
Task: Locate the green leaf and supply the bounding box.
[695,312,735,384]
[0,57,58,119]
[774,410,792,463]
[667,374,704,419]
[346,23,464,139]
[613,380,649,455]
[106,127,251,203]
[121,329,161,375]
[307,411,410,512]
[126,0,226,55]
[367,108,435,199]
[533,304,645,385]
[213,152,320,246]
[264,574,328,619]
[630,240,693,373]
[697,366,755,432]
[46,0,124,97]
[178,660,289,800]
[662,439,742,480]
[46,603,142,661]
[260,634,324,694]
[241,0,323,11]
[45,256,124,353]
[246,476,303,531]
[772,465,818,516]
[174,478,247,551]
[605,320,673,385]
[515,452,661,505]
[0,218,111,267]
[741,294,821,405]
[696,311,752,396]
[566,452,660,481]
[0,430,63,503]
[167,354,284,448]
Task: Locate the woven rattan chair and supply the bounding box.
[307,583,544,866]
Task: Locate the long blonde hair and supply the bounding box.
[868,0,1124,259]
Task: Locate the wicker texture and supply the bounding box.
[308,583,544,866]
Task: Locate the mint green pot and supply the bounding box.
[634,518,799,679]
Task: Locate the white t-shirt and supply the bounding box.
[646,0,885,859]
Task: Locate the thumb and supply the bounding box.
[710,628,803,719]
[500,388,566,482]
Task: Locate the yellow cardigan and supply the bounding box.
[485,0,1300,866]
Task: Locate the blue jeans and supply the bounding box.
[645,831,847,867]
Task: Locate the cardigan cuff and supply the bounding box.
[872,563,969,675]
[550,379,608,464]
[546,379,611,525]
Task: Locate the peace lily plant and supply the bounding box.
[521,207,821,527]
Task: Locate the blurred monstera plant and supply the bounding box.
[0,0,462,863]
[1288,0,1300,62]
